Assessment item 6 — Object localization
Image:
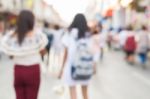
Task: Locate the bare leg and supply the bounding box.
[100,48,104,61]
[81,85,88,99]
[70,86,77,99]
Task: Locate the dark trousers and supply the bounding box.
[14,64,40,99]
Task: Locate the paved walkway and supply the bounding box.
[0,51,150,99]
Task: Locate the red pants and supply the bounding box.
[14,64,40,99]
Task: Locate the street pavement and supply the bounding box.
[0,51,150,99]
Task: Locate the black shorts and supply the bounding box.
[125,51,135,56]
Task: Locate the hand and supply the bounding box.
[40,49,47,56]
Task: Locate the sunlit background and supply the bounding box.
[43,0,90,23]
[0,0,149,28]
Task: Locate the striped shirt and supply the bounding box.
[1,31,48,65]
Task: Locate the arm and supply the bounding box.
[58,47,68,79]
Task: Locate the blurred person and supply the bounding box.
[107,27,113,50]
[137,26,150,67]
[92,22,105,61]
[91,22,101,62]
[42,21,54,65]
[52,24,65,52]
[99,24,106,60]
[0,20,5,59]
[124,26,137,65]
[0,20,5,35]
[118,28,128,49]
[111,28,122,50]
[1,10,48,99]
[59,14,96,99]
[88,21,100,62]
[49,24,65,77]
[88,20,97,34]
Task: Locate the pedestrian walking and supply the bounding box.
[137,26,150,68]
[99,25,106,60]
[124,26,137,65]
[91,22,105,61]
[1,10,48,99]
[42,21,54,65]
[58,14,96,99]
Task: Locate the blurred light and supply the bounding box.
[25,0,33,8]
[43,0,89,23]
[120,0,133,7]
[43,0,54,5]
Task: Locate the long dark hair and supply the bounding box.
[69,13,89,39]
[16,10,35,45]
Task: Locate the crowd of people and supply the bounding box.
[107,25,150,68]
[0,10,150,99]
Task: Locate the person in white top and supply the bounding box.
[136,26,150,67]
[1,10,48,99]
[50,25,65,72]
[48,25,64,53]
[97,23,106,60]
[59,14,96,99]
[91,22,106,61]
[119,29,128,48]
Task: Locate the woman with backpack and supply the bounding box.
[124,26,137,65]
[1,10,48,99]
[58,14,96,99]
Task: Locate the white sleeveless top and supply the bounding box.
[1,31,48,65]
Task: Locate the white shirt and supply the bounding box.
[62,29,97,66]
[136,31,149,53]
[52,29,64,50]
[119,30,128,46]
[1,31,48,65]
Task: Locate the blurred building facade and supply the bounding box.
[0,0,149,28]
[85,0,150,30]
[0,0,63,25]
